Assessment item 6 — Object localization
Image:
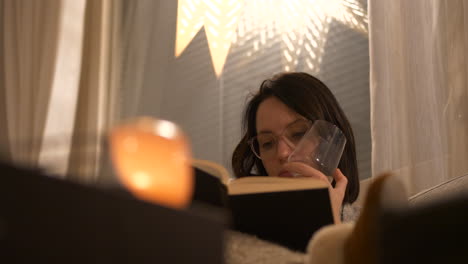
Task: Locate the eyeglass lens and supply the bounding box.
[251,120,311,159]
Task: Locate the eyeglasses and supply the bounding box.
[248,119,312,160]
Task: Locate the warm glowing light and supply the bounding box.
[109,117,193,209]
[176,0,367,76]
[276,0,368,72]
[153,120,177,139]
[132,171,151,190]
[175,0,244,76]
[175,0,204,57]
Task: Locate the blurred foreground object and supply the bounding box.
[109,117,193,209]
[0,160,225,263]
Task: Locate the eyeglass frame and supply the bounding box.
[248,118,313,160]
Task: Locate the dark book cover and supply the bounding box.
[228,187,333,252]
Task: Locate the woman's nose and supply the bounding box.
[276,137,294,161]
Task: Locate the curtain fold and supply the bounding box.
[1,0,62,167]
[118,0,159,120]
[0,1,9,160]
[1,0,119,182]
[38,0,87,176]
[369,0,468,195]
[440,0,468,184]
[66,0,120,182]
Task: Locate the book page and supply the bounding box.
[227,176,328,195]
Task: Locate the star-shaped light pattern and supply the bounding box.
[175,0,205,57]
[175,0,367,76]
[176,0,244,76]
[280,0,368,72]
[233,0,280,53]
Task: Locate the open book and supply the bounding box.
[226,176,334,252]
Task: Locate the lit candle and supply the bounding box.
[109,117,193,209]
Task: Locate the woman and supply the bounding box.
[232,72,359,223]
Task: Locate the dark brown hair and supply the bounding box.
[231,72,359,203]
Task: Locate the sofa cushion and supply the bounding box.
[409,173,468,206]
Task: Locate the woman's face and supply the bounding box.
[255,97,306,177]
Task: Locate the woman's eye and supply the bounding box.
[260,141,274,150]
[291,132,306,141]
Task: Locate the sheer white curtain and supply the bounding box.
[0,0,119,181]
[369,0,468,195]
[67,0,120,182]
[1,0,63,167]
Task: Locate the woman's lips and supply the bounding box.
[279,171,294,178]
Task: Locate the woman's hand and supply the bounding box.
[281,162,348,224]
